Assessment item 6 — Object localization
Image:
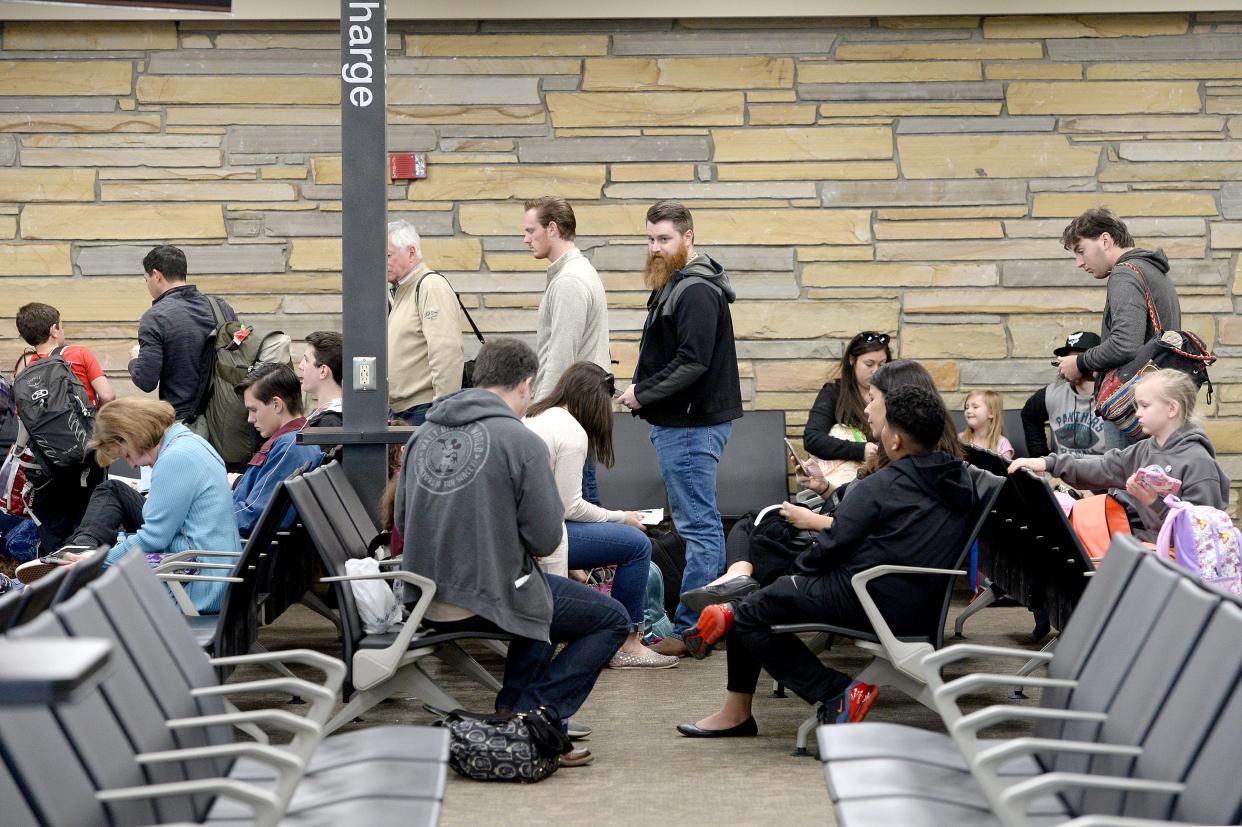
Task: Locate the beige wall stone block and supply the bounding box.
[2,277,161,321]
[610,164,696,182]
[0,113,161,133]
[719,161,896,181]
[1203,421,1242,453]
[407,165,605,201]
[985,64,1082,80]
[0,217,14,239]
[229,296,283,314]
[819,102,1002,117]
[0,60,131,96]
[1234,257,1242,295]
[880,16,980,28]
[1132,237,1204,258]
[905,288,1104,314]
[1211,223,1242,248]
[547,92,744,128]
[101,181,297,201]
[753,391,820,412]
[0,244,72,276]
[835,42,1042,60]
[398,57,582,75]
[0,169,95,202]
[1009,315,1107,357]
[166,108,342,127]
[1101,162,1242,183]
[898,134,1100,179]
[194,275,342,295]
[21,148,222,168]
[806,288,898,299]
[583,57,793,91]
[1032,192,1219,217]
[903,324,1007,359]
[1118,141,1242,162]
[310,157,344,185]
[137,76,339,105]
[4,21,176,50]
[483,254,547,273]
[713,126,891,162]
[748,91,798,103]
[694,209,871,246]
[747,104,818,126]
[290,238,482,272]
[799,61,981,84]
[22,204,225,240]
[756,361,833,393]
[407,34,608,57]
[733,300,898,340]
[1059,115,1224,134]
[878,239,1067,261]
[24,134,218,149]
[877,206,1029,219]
[461,203,650,237]
[874,220,1003,240]
[1007,81,1201,115]
[262,167,308,181]
[797,246,874,262]
[282,295,342,315]
[389,106,547,125]
[1220,315,1242,345]
[1088,62,1242,80]
[983,14,1188,38]
[802,262,996,288]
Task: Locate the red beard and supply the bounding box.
[644,245,690,291]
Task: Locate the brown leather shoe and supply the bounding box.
[651,636,690,657]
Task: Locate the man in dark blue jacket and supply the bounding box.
[129,245,236,421]
[616,200,743,656]
[675,386,977,736]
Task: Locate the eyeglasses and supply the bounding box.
[860,332,891,345]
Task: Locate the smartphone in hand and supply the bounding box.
[783,438,812,475]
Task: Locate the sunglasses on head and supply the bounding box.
[601,372,616,396]
[860,332,891,345]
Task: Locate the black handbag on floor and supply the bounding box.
[438,706,570,783]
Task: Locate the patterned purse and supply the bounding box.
[439,706,570,783]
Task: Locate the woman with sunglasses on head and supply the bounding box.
[525,362,680,669]
[803,332,893,473]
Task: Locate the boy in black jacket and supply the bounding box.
[676,385,977,737]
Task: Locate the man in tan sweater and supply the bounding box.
[523,197,612,401]
[386,219,465,425]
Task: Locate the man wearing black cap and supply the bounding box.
[1021,331,1107,458]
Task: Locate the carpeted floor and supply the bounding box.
[242,591,1051,827]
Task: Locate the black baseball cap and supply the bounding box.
[1053,331,1101,357]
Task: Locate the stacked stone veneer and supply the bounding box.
[1,15,1240,509]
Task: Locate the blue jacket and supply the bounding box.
[105,424,241,613]
[232,429,323,535]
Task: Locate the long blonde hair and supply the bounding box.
[90,397,175,465]
[961,389,1005,452]
[1137,369,1200,428]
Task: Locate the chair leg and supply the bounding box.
[435,641,503,692]
[793,712,818,757]
[324,662,465,735]
[953,583,999,638]
[1012,636,1058,698]
[478,638,509,658]
[300,591,342,635]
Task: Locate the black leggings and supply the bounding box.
[30,460,105,553]
[725,512,815,587]
[67,480,146,548]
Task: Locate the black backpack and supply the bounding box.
[12,347,95,476]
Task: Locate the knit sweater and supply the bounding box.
[104,423,242,614]
[524,407,626,576]
[388,263,465,411]
[533,248,612,400]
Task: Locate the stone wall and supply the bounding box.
[1,14,1240,509]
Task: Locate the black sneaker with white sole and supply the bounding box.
[15,544,96,584]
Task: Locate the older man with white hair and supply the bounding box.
[386,219,466,425]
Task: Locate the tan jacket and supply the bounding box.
[388,263,465,411]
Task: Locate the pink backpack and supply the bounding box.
[1156,495,1242,595]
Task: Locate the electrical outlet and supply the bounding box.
[353,356,377,391]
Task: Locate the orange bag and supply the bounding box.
[1069,493,1132,564]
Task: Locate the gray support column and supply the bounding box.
[338,0,388,519]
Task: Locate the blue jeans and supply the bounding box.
[649,422,732,636]
[567,520,652,628]
[392,402,432,426]
[581,458,600,507]
[424,575,628,721]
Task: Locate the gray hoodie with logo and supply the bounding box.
[1045,423,1230,540]
[395,388,564,641]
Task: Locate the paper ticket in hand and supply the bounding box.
[636,508,664,526]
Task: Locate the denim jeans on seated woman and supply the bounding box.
[567,520,652,628]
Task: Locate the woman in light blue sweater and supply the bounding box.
[16,398,241,613]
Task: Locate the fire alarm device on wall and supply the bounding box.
[389,153,427,181]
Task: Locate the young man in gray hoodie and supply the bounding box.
[395,337,628,732]
[1057,208,1181,447]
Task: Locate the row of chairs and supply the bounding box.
[0,544,448,827]
[817,533,1242,827]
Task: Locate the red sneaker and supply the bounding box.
[682,603,735,659]
[846,681,879,723]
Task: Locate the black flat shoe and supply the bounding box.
[676,717,758,738]
[680,575,761,613]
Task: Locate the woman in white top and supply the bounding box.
[525,362,679,669]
